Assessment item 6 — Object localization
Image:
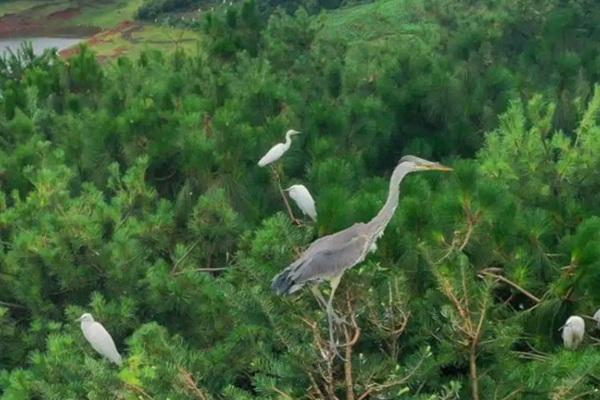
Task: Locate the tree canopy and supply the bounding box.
[1,0,600,398]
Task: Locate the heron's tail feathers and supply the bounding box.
[271,269,301,295]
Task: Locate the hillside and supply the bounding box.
[0,0,200,59]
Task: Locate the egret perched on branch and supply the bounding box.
[593,308,600,329]
[561,315,585,350]
[78,313,123,366]
[257,129,301,167]
[285,184,317,222]
[271,156,452,349]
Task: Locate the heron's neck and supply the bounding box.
[368,164,410,234]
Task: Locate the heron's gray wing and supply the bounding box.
[302,223,367,256]
[289,232,369,285]
[271,223,371,294]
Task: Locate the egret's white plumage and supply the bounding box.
[562,315,585,350]
[594,309,600,329]
[286,184,317,221]
[78,313,122,366]
[257,129,300,167]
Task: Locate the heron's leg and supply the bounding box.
[310,285,328,310]
[312,285,347,327]
[326,276,342,351]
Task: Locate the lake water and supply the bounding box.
[0,37,83,56]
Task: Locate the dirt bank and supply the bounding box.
[0,4,99,38]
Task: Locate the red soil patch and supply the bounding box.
[58,45,81,59]
[0,14,42,37]
[111,46,128,58]
[48,7,81,21]
[59,21,141,61]
[0,4,96,38]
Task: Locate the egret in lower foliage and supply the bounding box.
[593,308,600,329]
[286,184,317,222]
[271,156,452,349]
[257,129,301,167]
[78,313,123,366]
[561,315,585,350]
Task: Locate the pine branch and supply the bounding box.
[171,238,202,274]
[478,269,541,304]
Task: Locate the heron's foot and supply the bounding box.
[332,313,349,326]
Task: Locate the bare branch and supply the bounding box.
[478,269,541,303]
[271,166,302,226]
[178,367,209,400]
[124,382,155,400]
[173,267,229,276]
[0,300,26,309]
[271,386,294,400]
[171,238,202,274]
[356,351,428,400]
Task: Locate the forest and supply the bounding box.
[1,0,600,398]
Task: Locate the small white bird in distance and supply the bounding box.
[285,184,317,221]
[593,308,600,329]
[257,129,301,167]
[78,313,123,366]
[561,315,585,350]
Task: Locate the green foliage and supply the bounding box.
[1,0,600,399]
[137,0,197,20]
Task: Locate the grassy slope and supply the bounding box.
[0,0,43,17]
[88,25,201,59]
[70,0,145,28]
[317,0,438,46]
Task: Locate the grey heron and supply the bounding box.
[561,315,585,350]
[285,184,317,222]
[258,129,301,167]
[271,156,452,348]
[78,313,123,366]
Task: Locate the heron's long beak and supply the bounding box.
[425,163,453,172]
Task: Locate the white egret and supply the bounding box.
[561,315,585,350]
[285,184,317,221]
[257,129,301,167]
[594,308,600,329]
[78,313,123,366]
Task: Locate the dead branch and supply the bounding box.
[271,386,294,400]
[478,269,541,304]
[171,238,202,274]
[301,317,338,400]
[0,300,26,309]
[342,296,361,400]
[356,351,428,400]
[436,202,481,264]
[124,382,155,400]
[178,367,209,400]
[271,166,302,226]
[174,266,229,276]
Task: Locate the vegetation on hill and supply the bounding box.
[1,0,600,398]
